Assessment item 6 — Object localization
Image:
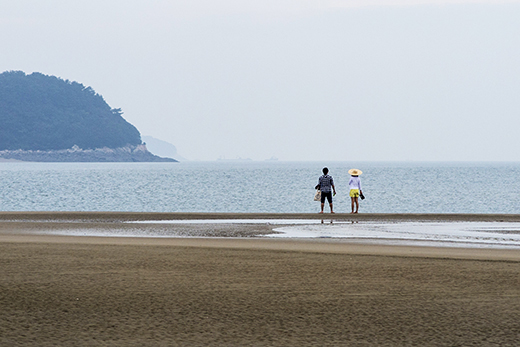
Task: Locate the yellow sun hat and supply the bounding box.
[348,169,363,176]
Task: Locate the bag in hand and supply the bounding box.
[314,190,321,201]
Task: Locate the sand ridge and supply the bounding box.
[3,211,520,222]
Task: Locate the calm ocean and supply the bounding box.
[0,161,519,214]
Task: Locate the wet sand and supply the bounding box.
[1,212,520,346]
[3,211,520,222]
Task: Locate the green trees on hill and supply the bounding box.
[0,71,142,150]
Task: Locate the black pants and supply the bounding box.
[321,191,332,204]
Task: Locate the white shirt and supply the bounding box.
[349,176,361,190]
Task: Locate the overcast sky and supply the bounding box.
[2,0,520,161]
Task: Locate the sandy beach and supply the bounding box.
[1,212,519,346]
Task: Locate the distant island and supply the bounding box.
[0,71,176,162]
[217,157,253,162]
[142,135,188,162]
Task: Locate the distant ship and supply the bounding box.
[265,156,279,161]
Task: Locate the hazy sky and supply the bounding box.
[2,0,520,161]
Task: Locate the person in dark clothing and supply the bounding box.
[317,167,336,214]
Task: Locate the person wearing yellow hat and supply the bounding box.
[348,169,363,214]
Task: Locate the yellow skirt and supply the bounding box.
[349,189,360,198]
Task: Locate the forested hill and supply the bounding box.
[0,71,141,151]
[0,71,175,162]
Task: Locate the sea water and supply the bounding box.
[123,220,520,249]
[1,161,519,214]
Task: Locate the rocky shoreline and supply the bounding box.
[0,144,177,162]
